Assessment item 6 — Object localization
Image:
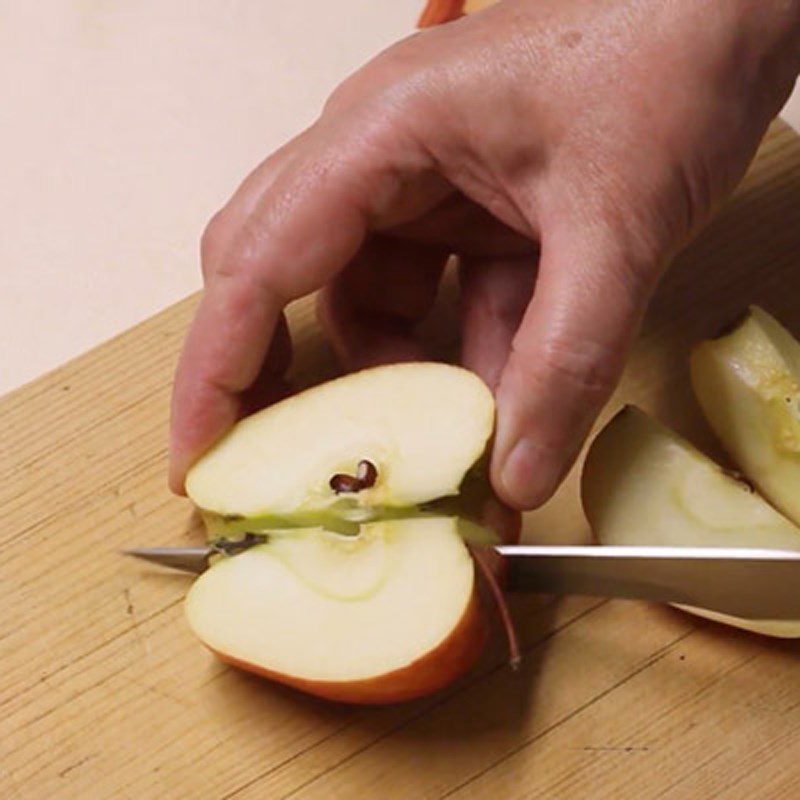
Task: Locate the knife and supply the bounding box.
[123,541,800,621]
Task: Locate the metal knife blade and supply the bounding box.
[496,545,800,620]
[123,542,800,621]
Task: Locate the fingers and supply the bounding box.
[316,236,448,370]
[388,194,535,260]
[169,130,402,494]
[200,139,300,283]
[237,313,294,418]
[458,254,537,391]
[490,224,659,509]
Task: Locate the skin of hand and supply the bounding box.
[169,0,800,510]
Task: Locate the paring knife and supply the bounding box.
[123,540,800,621]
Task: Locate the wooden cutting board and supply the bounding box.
[3,121,800,800]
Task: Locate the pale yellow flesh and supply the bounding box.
[582,407,800,637]
[185,517,475,682]
[186,363,495,518]
[691,307,800,525]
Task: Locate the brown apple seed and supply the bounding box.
[329,460,379,494]
[356,460,378,488]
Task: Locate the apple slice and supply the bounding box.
[186,362,495,521]
[691,306,800,525]
[186,517,486,704]
[582,406,800,637]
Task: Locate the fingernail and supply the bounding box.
[500,438,556,510]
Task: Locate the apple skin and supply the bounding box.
[418,0,464,27]
[417,0,496,27]
[212,588,487,705]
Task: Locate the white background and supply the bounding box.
[2,2,799,395]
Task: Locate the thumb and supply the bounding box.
[490,222,660,509]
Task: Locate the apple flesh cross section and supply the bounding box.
[183,363,519,702]
[186,362,496,523]
[691,306,800,526]
[582,406,800,637]
[185,517,487,704]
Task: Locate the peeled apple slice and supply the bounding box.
[186,517,485,704]
[582,406,800,637]
[691,306,800,525]
[186,363,495,519]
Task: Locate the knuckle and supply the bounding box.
[323,40,430,126]
[200,211,230,269]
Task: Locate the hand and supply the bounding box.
[169,0,800,508]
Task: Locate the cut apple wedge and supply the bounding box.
[186,517,486,704]
[582,406,800,637]
[691,306,800,526]
[186,362,495,521]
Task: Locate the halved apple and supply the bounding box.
[691,306,800,525]
[184,363,519,702]
[582,406,800,637]
[186,517,485,704]
[187,362,495,521]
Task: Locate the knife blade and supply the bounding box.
[122,542,800,621]
[496,545,800,620]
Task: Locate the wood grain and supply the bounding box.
[3,121,800,800]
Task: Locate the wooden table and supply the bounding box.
[3,122,800,800]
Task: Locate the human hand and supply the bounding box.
[170,0,800,508]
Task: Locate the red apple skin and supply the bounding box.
[417,0,465,27]
[210,587,488,704]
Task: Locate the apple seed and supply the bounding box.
[330,460,378,494]
[212,532,268,555]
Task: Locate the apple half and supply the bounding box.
[187,362,495,520]
[691,306,800,526]
[186,517,486,704]
[184,363,518,703]
[582,406,800,637]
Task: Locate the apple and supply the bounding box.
[417,0,496,28]
[187,362,495,522]
[691,306,800,526]
[184,362,520,703]
[186,517,488,704]
[582,406,800,637]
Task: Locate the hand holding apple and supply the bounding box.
[169,0,800,511]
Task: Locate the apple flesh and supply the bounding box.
[185,362,518,702]
[186,362,495,521]
[186,517,487,704]
[582,406,800,637]
[691,306,800,526]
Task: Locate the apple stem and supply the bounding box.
[468,544,522,671]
